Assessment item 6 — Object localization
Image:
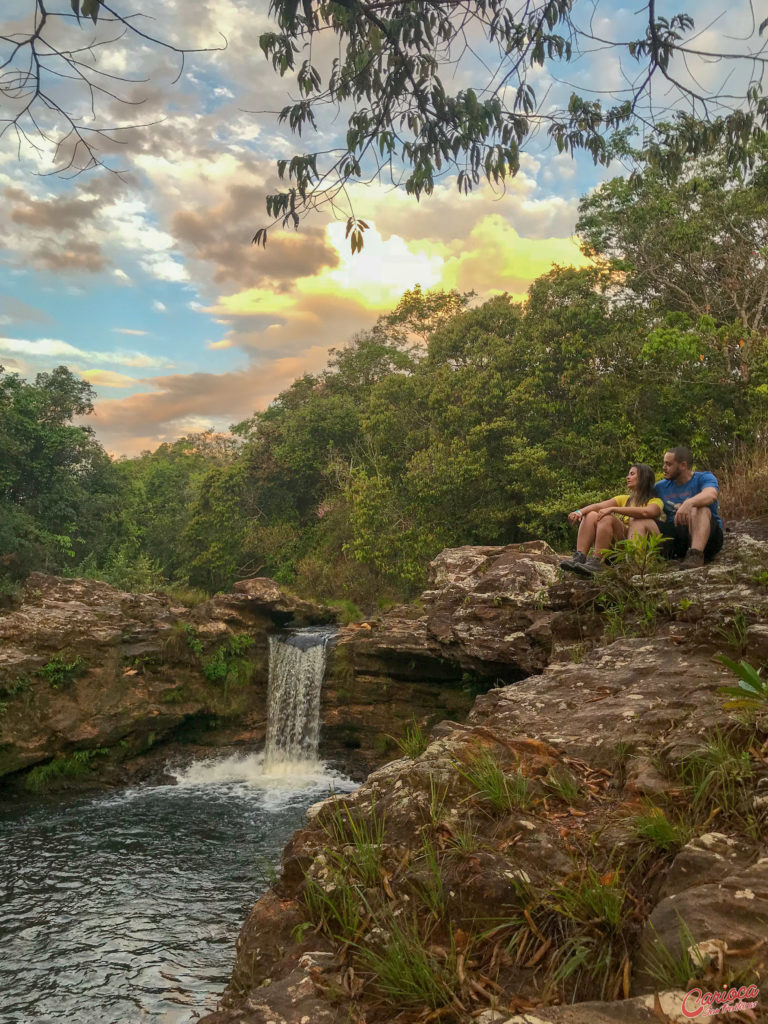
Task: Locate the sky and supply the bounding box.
[0,0,764,455]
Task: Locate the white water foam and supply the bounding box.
[170,752,356,809]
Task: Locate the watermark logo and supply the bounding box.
[681,984,760,1017]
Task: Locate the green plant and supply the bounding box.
[159,686,188,704]
[718,655,768,711]
[541,866,631,1001]
[162,583,210,607]
[184,624,204,657]
[456,747,533,812]
[328,599,364,625]
[715,613,749,655]
[671,730,756,829]
[640,917,701,989]
[596,534,670,640]
[0,675,31,699]
[356,915,461,1009]
[393,718,429,759]
[24,747,107,792]
[568,642,587,664]
[304,873,367,943]
[199,634,256,704]
[373,732,397,756]
[38,654,87,689]
[427,774,448,826]
[414,832,447,916]
[322,800,386,888]
[544,766,583,806]
[447,813,481,854]
[547,932,620,1001]
[0,701,8,716]
[629,805,695,855]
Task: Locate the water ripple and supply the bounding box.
[0,756,355,1023]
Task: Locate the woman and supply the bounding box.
[560,463,663,575]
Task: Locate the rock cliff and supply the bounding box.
[199,534,768,1024]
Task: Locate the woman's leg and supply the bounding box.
[627,519,660,541]
[594,515,627,556]
[575,511,600,554]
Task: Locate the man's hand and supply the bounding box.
[674,499,695,526]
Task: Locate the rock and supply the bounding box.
[230,578,332,624]
[636,856,768,994]
[499,991,691,1023]
[467,636,736,768]
[656,833,754,900]
[200,531,768,1024]
[0,573,331,782]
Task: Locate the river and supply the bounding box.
[0,753,355,1024]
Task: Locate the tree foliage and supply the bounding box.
[3,153,768,604]
[0,365,121,586]
[578,138,768,339]
[254,0,768,247]
[3,3,768,244]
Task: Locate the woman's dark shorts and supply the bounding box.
[658,511,724,561]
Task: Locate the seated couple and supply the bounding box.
[560,446,724,575]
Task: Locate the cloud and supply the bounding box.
[0,296,53,325]
[80,369,139,388]
[112,328,149,336]
[0,336,174,368]
[172,203,339,290]
[90,350,332,453]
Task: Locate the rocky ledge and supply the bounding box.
[0,573,336,786]
[200,533,768,1024]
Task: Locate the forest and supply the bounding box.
[3,141,768,611]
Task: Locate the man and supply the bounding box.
[654,446,724,568]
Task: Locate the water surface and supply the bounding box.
[0,754,355,1024]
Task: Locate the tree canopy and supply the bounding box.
[255,0,768,247]
[3,2,768,246]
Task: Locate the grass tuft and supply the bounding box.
[394,718,429,759]
[456,747,533,812]
[356,915,461,1009]
[629,804,695,855]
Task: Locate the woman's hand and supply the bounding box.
[568,510,584,524]
[595,508,617,521]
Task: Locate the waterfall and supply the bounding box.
[264,627,335,767]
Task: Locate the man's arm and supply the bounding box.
[675,486,718,525]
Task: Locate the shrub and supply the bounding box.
[39,654,86,689]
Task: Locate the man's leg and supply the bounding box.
[679,508,721,568]
[686,506,714,553]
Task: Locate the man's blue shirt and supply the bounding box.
[654,471,722,528]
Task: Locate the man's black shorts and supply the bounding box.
[658,511,724,561]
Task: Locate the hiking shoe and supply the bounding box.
[572,555,605,575]
[559,551,587,572]
[679,549,705,570]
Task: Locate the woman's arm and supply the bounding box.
[568,499,618,524]
[602,503,661,520]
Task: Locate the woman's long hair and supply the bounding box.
[629,463,657,506]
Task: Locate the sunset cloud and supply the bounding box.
[3,0,753,455]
